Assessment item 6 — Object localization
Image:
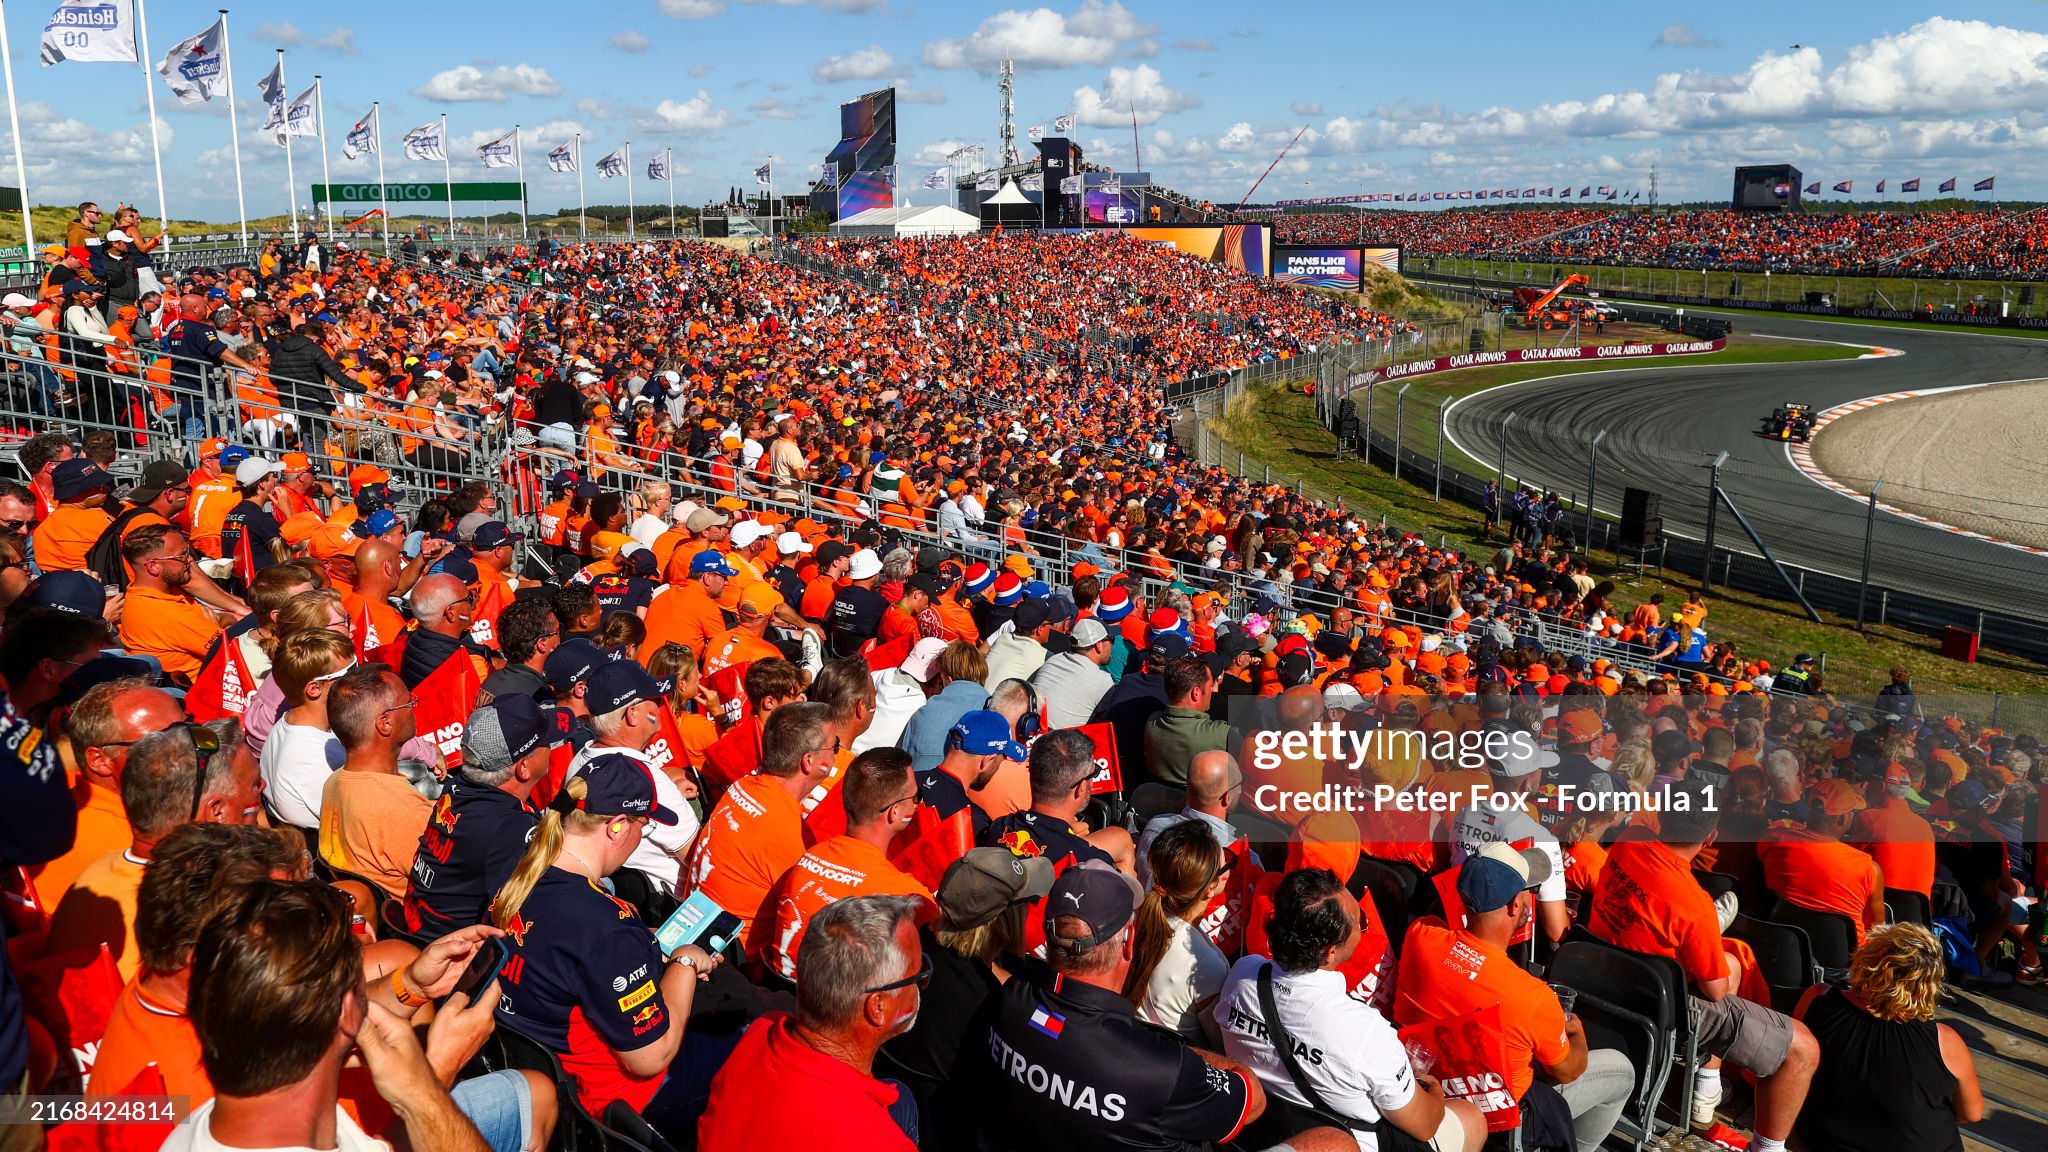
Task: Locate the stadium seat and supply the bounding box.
[493,1020,605,1152]
[602,1100,678,1152]
[311,857,409,941]
[1349,856,1422,943]
[1762,899,1859,971]
[1691,870,1740,903]
[1129,781,1182,823]
[1727,913,1822,1014]
[1547,939,1692,1149]
[1884,887,1932,927]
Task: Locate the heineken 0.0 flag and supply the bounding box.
[403,121,446,161]
[976,171,998,192]
[156,16,225,103]
[342,110,377,160]
[1052,113,1073,133]
[41,0,136,65]
[597,148,627,178]
[648,151,670,181]
[477,131,517,169]
[547,143,576,173]
[922,169,947,189]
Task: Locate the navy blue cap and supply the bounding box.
[462,694,572,771]
[948,710,1027,762]
[558,752,678,825]
[1948,779,1992,810]
[586,660,673,715]
[26,570,107,617]
[51,459,113,501]
[548,468,581,492]
[1150,633,1192,661]
[1457,842,1551,913]
[624,548,658,576]
[574,481,600,499]
[472,521,521,549]
[543,638,610,693]
[689,550,739,577]
[433,552,479,584]
[55,655,155,708]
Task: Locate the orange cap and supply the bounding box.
[738,583,784,618]
[589,531,631,561]
[279,510,326,545]
[281,452,313,474]
[348,463,391,490]
[1559,708,1604,743]
[1806,779,1868,818]
[305,523,361,560]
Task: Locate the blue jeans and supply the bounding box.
[18,359,62,416]
[452,1069,534,1152]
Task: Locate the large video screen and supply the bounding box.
[1122,224,1271,278]
[1271,245,1401,290]
[827,88,896,219]
[1732,164,1801,211]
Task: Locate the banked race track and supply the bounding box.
[1439,308,2048,623]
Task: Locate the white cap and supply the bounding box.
[1322,683,1368,713]
[104,229,131,243]
[729,521,773,548]
[1070,618,1110,648]
[573,371,599,384]
[1,293,33,309]
[672,500,700,524]
[900,637,949,683]
[1497,742,1561,779]
[234,457,285,485]
[240,287,258,299]
[776,531,813,555]
[847,548,883,581]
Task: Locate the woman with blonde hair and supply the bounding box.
[1123,820,1231,1044]
[1792,922,1982,1151]
[242,584,347,757]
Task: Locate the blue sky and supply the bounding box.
[15,1,2048,221]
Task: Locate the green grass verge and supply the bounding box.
[1212,378,2047,699]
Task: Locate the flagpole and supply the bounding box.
[217,11,248,246]
[575,133,586,239]
[624,142,634,239]
[135,0,169,234]
[0,0,33,254]
[440,113,453,241]
[313,75,334,242]
[277,50,299,235]
[665,150,674,240]
[373,104,388,252]
[513,124,527,239]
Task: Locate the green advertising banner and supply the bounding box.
[312,182,526,206]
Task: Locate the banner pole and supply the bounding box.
[625,141,634,239]
[219,10,247,245]
[666,150,674,239]
[314,75,334,242]
[440,113,453,241]
[575,133,586,239]
[513,123,526,239]
[277,50,298,236]
[373,103,388,252]
[0,0,35,253]
[134,0,170,234]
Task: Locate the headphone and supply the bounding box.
[1014,679,1043,741]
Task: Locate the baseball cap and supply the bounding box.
[127,459,189,504]
[350,463,393,490]
[1651,729,1701,764]
[1,292,34,309]
[472,521,521,549]
[1806,779,1869,818]
[51,459,113,501]
[559,751,678,825]
[1558,708,1604,744]
[234,457,285,486]
[1014,599,1055,633]
[900,637,949,683]
[1884,762,1911,788]
[937,846,1056,933]
[279,513,326,547]
[306,524,361,560]
[1496,740,1561,779]
[585,659,672,715]
[847,548,883,581]
[1322,683,1368,713]
[689,550,739,578]
[1457,841,1553,913]
[463,695,572,774]
[54,655,155,709]
[729,521,773,549]
[776,531,813,555]
[546,468,580,492]
[1094,586,1133,622]
[1153,633,1194,662]
[1070,618,1110,648]
[1947,779,1992,810]
[454,512,492,542]
[736,583,783,619]
[1043,860,1144,949]
[543,638,610,694]
[25,570,106,617]
[217,444,251,470]
[362,509,401,537]
[949,710,1027,762]
[902,573,941,600]
[624,548,659,577]
[589,531,631,562]
[684,507,730,533]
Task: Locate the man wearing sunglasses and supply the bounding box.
[118,524,227,687]
[699,894,928,1152]
[763,748,937,982]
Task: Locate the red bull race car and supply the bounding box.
[1760,403,1815,442]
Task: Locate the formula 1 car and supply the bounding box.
[1760,403,1815,442]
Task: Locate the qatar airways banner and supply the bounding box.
[1343,339,1724,391]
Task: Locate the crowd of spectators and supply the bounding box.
[1269,207,2048,279]
[0,213,2033,1152]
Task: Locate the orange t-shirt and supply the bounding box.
[1849,800,1936,899]
[319,768,434,899]
[698,628,781,678]
[1758,829,1883,943]
[642,582,729,661]
[184,476,239,558]
[343,589,407,658]
[88,982,208,1103]
[1587,836,1724,987]
[1562,837,1608,895]
[119,586,223,684]
[648,527,691,574]
[30,505,112,573]
[680,773,807,960]
[28,779,129,907]
[762,835,934,980]
[1393,922,1570,1100]
[46,847,146,981]
[800,575,842,624]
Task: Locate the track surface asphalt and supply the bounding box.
[1439,309,2048,621]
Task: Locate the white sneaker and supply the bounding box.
[1692,1079,1724,1128]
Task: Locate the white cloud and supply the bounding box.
[893,80,947,104]
[1291,102,1322,117]
[1654,24,1717,48]
[688,65,714,78]
[813,46,897,83]
[575,98,615,120]
[751,97,801,120]
[609,31,653,53]
[660,0,727,17]
[315,28,359,53]
[256,22,301,47]
[1071,64,1197,127]
[649,91,735,133]
[923,1,1156,72]
[910,140,975,167]
[1172,37,1214,51]
[414,64,563,103]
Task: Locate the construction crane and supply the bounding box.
[1515,273,1591,327]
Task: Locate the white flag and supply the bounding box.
[341,109,377,160]
[403,122,446,161]
[880,164,897,185]
[648,151,670,181]
[279,83,319,143]
[156,16,225,104]
[753,163,772,186]
[41,0,136,65]
[256,59,285,130]
[597,148,626,178]
[1100,177,1121,195]
[1020,172,1043,192]
[1052,113,1074,133]
[816,164,839,188]
[477,130,517,169]
[948,144,980,161]
[547,142,576,173]
[1027,124,1044,141]
[976,171,998,192]
[1059,175,1082,194]
[921,169,947,190]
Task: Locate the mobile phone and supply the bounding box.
[655,890,742,958]
[444,936,512,1005]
